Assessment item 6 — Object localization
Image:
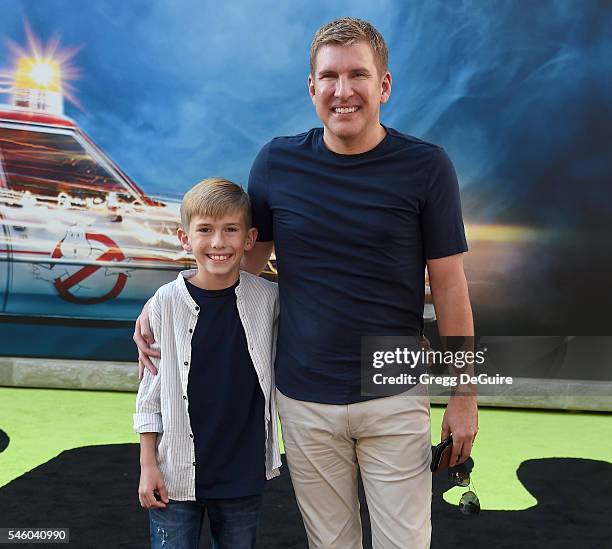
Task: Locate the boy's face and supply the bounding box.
[177,211,257,287]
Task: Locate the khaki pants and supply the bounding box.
[277,388,432,549]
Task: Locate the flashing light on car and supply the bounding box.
[11,57,64,115]
[28,60,60,88]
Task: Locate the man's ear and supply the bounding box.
[244,227,258,251]
[380,71,392,104]
[308,74,316,103]
[177,226,192,252]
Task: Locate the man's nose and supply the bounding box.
[334,76,353,100]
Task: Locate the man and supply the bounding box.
[135,17,477,549]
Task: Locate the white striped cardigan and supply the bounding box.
[134,269,282,501]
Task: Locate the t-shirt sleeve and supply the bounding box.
[248,142,274,242]
[421,147,469,259]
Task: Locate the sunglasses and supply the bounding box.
[448,468,480,515]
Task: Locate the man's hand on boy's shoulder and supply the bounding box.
[134,300,160,379]
[138,463,169,509]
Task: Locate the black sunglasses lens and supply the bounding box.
[449,470,470,487]
[459,491,480,515]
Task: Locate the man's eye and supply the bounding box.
[199,228,211,233]
[227,227,238,232]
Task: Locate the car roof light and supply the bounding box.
[11,57,64,115]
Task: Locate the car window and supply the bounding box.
[0,126,138,206]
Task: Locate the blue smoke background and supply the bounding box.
[2,0,611,334]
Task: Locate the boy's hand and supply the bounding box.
[133,300,160,379]
[138,464,169,509]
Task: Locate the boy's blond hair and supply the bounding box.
[310,17,389,77]
[180,177,252,229]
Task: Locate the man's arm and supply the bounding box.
[245,140,274,274]
[427,253,478,466]
[241,241,274,275]
[134,298,160,379]
[134,241,274,378]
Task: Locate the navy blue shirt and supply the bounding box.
[248,127,468,404]
[185,280,266,499]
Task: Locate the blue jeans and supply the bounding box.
[149,495,262,549]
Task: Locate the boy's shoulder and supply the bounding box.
[150,276,183,308]
[239,271,278,298]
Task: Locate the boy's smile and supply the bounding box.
[177,211,257,290]
[206,253,233,262]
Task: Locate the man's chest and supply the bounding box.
[270,172,426,250]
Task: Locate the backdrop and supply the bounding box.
[1,0,611,364]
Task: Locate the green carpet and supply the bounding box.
[1,387,609,511]
[0,388,138,489]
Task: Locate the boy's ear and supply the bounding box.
[244,227,258,251]
[177,226,192,252]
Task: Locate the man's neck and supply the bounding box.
[323,123,386,155]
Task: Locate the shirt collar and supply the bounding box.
[176,269,249,313]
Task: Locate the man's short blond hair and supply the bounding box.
[180,177,251,229]
[310,17,389,77]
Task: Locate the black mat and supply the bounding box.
[0,428,9,453]
[0,444,610,548]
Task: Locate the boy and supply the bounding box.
[134,177,281,549]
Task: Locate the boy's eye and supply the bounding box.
[198,227,211,233]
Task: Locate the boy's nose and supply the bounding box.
[210,233,225,248]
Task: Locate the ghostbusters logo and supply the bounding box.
[33,226,131,304]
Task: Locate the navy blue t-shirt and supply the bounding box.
[248,126,468,404]
[185,279,266,499]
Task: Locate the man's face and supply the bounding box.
[308,41,391,152]
[177,211,257,286]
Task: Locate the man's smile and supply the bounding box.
[332,106,360,114]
